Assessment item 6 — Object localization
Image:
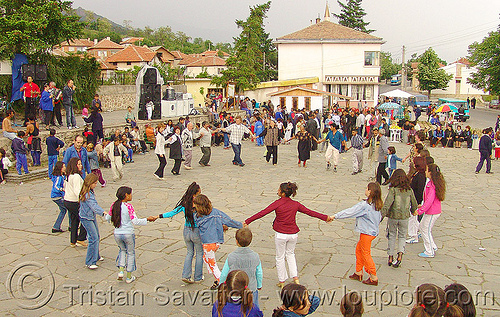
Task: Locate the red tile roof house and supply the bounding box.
[179,53,227,78]
[104,45,163,70]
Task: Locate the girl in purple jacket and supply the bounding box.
[417,164,446,258]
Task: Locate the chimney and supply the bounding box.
[93,39,98,45]
[105,37,110,41]
[316,15,321,24]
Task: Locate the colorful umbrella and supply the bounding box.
[436,103,458,113]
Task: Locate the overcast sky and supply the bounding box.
[72,0,500,63]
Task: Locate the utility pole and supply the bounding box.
[402,45,406,90]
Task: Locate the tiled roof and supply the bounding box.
[149,46,176,62]
[59,39,94,47]
[276,21,383,43]
[51,48,69,57]
[201,50,230,57]
[453,57,472,66]
[99,60,117,70]
[170,50,188,59]
[268,86,351,99]
[105,45,156,63]
[120,37,144,45]
[89,38,124,50]
[179,55,226,67]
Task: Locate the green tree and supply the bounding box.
[467,27,500,96]
[333,0,374,34]
[0,0,83,59]
[212,1,276,92]
[380,52,402,81]
[416,48,452,97]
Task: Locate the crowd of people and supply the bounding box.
[0,87,492,316]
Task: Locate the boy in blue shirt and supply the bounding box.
[387,146,403,177]
[11,131,29,175]
[46,129,65,179]
[318,123,344,172]
[219,227,263,307]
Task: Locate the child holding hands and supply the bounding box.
[107,186,157,283]
[193,194,243,290]
[332,182,383,286]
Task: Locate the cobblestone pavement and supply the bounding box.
[0,139,499,316]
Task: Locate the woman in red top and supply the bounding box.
[245,182,333,288]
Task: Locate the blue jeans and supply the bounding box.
[183,227,204,281]
[253,290,259,308]
[127,148,133,161]
[48,155,58,179]
[80,218,100,266]
[223,133,229,147]
[15,153,29,174]
[115,234,136,272]
[231,143,243,165]
[52,198,69,230]
[64,104,77,127]
[256,136,264,146]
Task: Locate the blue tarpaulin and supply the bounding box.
[11,53,28,103]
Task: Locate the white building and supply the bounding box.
[432,59,487,98]
[274,6,384,109]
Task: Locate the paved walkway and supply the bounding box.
[0,139,499,316]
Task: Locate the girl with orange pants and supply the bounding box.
[332,182,383,286]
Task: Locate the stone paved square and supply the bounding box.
[0,138,499,316]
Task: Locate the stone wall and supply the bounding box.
[97,84,188,111]
[97,85,136,111]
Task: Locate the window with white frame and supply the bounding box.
[364,51,380,66]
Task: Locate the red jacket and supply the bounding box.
[417,180,442,215]
[245,197,328,234]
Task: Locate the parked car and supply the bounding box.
[488,100,500,109]
[408,95,430,111]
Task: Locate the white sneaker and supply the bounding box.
[68,126,72,130]
[99,256,104,261]
[74,126,79,129]
[87,264,98,270]
[406,237,419,244]
[117,271,124,280]
[126,276,136,284]
[184,165,192,170]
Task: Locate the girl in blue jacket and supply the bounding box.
[193,194,243,290]
[51,161,68,233]
[79,173,105,269]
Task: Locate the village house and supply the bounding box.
[86,37,124,60]
[179,51,228,78]
[104,45,162,71]
[56,38,94,53]
[270,5,384,110]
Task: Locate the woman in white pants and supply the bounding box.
[416,164,446,258]
[103,139,127,181]
[244,182,333,288]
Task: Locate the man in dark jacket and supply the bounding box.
[475,128,493,174]
[62,80,78,129]
[305,114,318,151]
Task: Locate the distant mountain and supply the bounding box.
[73,7,128,35]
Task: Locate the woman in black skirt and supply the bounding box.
[167,126,183,175]
[290,125,317,167]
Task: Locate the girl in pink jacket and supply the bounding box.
[417,163,446,258]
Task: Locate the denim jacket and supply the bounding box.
[334,201,381,236]
[195,208,242,244]
[79,191,105,220]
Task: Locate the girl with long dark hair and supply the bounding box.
[416,163,446,258]
[158,182,203,284]
[106,186,157,283]
[79,173,105,269]
[333,182,383,286]
[381,169,418,268]
[64,157,87,247]
[51,161,68,233]
[245,182,333,289]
